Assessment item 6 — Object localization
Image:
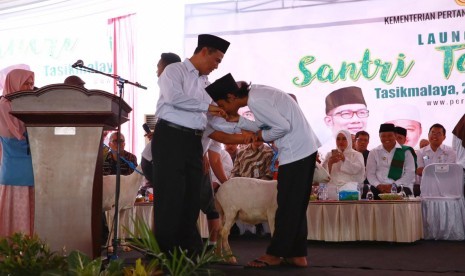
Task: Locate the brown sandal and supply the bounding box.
[244,259,282,270]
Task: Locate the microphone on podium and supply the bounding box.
[71,60,84,68]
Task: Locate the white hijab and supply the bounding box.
[323,129,365,186]
[337,129,356,154]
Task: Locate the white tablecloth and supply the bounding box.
[109,200,423,242]
[307,199,423,242]
[106,203,209,239]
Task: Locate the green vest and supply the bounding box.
[387,145,418,181]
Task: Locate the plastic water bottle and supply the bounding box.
[145,190,150,202]
[318,183,328,200]
[322,184,328,200]
[317,184,324,200]
[366,184,374,200]
[391,183,397,194]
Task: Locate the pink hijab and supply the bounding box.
[0,64,31,91]
[0,69,35,139]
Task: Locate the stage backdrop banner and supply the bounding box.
[185,0,465,155]
[0,13,140,153]
[0,17,114,92]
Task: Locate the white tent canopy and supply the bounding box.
[1,0,464,156]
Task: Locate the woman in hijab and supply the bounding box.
[322,129,365,199]
[0,69,35,237]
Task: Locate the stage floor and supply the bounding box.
[104,235,465,275]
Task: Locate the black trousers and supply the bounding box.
[141,156,153,185]
[267,152,317,257]
[151,121,203,255]
[199,170,219,220]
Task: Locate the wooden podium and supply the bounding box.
[6,84,132,258]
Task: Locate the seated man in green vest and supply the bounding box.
[394,126,408,145]
[395,125,420,196]
[395,125,418,166]
[365,123,416,199]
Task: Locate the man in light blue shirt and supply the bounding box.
[151,34,229,255]
[206,73,321,269]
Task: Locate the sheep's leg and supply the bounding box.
[105,210,114,252]
[219,213,237,264]
[119,209,132,252]
[217,220,229,258]
[106,209,125,252]
[267,210,276,237]
[214,199,225,257]
[215,226,223,257]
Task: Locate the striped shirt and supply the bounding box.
[103,150,138,176]
[231,144,274,180]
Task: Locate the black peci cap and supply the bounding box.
[198,34,230,54]
[394,126,407,136]
[205,73,238,101]
[379,123,396,133]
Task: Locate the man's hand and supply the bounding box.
[254,130,265,142]
[212,181,221,193]
[208,104,227,119]
[329,154,342,164]
[241,130,257,144]
[202,154,210,175]
[144,132,153,140]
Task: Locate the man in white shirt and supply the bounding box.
[205,73,321,269]
[198,120,256,250]
[416,123,457,180]
[141,53,182,187]
[224,143,239,162]
[209,144,233,189]
[151,34,229,255]
[366,123,416,198]
[355,130,371,189]
[394,125,420,195]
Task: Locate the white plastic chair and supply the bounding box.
[421,163,465,240]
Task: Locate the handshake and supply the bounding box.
[241,130,261,144]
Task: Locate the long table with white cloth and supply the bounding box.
[106,203,209,239]
[307,199,423,242]
[108,199,423,243]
